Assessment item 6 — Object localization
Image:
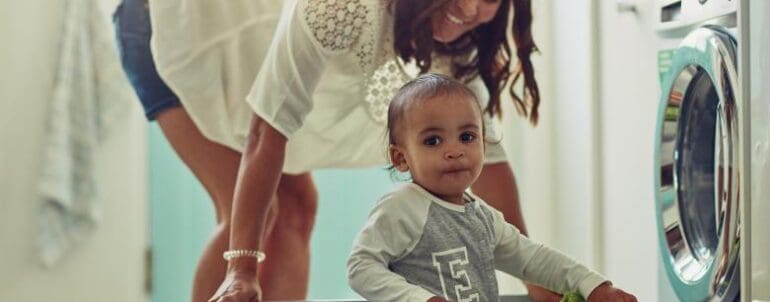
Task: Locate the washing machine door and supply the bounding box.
[655,26,742,302]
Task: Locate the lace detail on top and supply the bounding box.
[362,46,454,124]
[304,0,370,51]
[302,0,455,125]
[364,58,412,123]
[360,4,417,125]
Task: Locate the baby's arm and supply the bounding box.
[347,196,437,302]
[482,201,608,298]
[496,237,637,302]
[585,282,637,302]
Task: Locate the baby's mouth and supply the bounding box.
[443,167,470,175]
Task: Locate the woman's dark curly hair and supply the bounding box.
[390,0,540,125]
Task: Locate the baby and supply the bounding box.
[347,74,637,302]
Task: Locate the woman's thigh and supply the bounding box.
[114,0,241,219]
[156,107,242,223]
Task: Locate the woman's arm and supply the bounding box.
[472,162,562,302]
[209,115,287,302]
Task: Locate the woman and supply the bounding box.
[117,0,554,301]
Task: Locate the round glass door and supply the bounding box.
[655,26,742,301]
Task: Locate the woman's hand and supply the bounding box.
[586,282,637,302]
[526,283,562,302]
[208,271,261,302]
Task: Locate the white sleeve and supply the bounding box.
[484,202,608,298]
[347,195,436,302]
[466,77,507,164]
[246,0,368,138]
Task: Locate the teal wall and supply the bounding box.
[309,169,397,298]
[149,124,398,301]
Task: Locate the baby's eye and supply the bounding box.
[423,136,442,146]
[460,132,476,143]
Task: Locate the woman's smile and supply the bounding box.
[445,11,469,25]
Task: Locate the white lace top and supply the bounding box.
[149,0,506,174]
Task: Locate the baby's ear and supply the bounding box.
[389,144,409,172]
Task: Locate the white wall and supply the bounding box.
[0,1,149,301]
[550,0,602,268]
[597,1,659,300]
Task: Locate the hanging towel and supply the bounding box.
[37,0,134,267]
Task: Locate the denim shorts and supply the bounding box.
[113,0,180,121]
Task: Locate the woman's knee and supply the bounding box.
[274,173,318,237]
[211,220,231,243]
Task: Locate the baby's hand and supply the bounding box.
[586,282,637,302]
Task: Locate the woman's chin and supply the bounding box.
[433,32,462,44]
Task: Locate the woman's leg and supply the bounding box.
[154,108,243,302]
[114,1,278,299]
[114,0,314,298]
[114,0,241,299]
[259,172,318,300]
[472,162,528,234]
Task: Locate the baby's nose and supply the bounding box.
[444,150,465,160]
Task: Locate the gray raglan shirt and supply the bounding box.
[347,183,607,302]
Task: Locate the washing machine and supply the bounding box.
[654,0,770,301]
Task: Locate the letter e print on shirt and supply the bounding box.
[431,247,480,302]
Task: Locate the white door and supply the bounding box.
[598,1,661,301]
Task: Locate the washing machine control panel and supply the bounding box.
[656,0,737,33]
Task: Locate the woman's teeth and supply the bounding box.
[446,13,465,25]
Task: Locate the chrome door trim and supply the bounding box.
[655,25,742,301]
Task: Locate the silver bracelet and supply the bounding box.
[223,250,266,262]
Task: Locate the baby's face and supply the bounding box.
[392,94,484,202]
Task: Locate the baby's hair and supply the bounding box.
[385,73,484,178]
[387,73,481,145]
